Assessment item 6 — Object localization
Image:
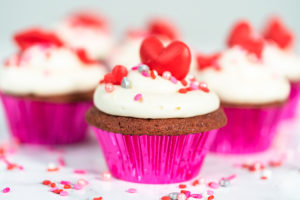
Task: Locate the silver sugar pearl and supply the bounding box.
[121,77,131,88]
[169,192,179,200]
[219,179,230,187]
[138,64,149,73]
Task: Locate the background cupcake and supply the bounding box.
[55,11,114,60]
[194,45,290,154]
[86,36,227,183]
[0,28,106,144]
[261,17,300,122]
[107,18,180,69]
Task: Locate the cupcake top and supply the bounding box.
[108,18,179,69]
[0,28,106,97]
[194,46,290,106]
[55,11,114,60]
[227,19,300,82]
[262,17,300,82]
[94,36,220,119]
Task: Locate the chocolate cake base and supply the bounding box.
[221,99,286,108]
[1,90,94,103]
[86,107,227,136]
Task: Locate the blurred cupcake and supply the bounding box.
[194,44,290,153]
[86,36,227,183]
[0,28,106,144]
[108,18,180,68]
[55,11,114,60]
[261,17,300,121]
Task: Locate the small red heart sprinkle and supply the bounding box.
[69,12,107,30]
[148,19,179,40]
[140,36,191,80]
[14,28,64,51]
[196,53,220,71]
[101,65,128,85]
[75,49,98,65]
[227,20,264,58]
[263,17,294,49]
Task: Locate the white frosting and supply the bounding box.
[262,44,300,82]
[0,45,106,96]
[55,21,114,59]
[195,47,290,105]
[94,70,220,118]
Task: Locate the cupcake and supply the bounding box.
[261,17,300,121]
[86,36,227,183]
[55,11,114,60]
[108,18,180,68]
[0,28,106,144]
[194,45,290,153]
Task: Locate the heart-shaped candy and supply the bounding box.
[101,65,128,85]
[148,19,179,40]
[263,17,294,49]
[69,12,107,30]
[227,21,264,58]
[197,53,220,71]
[14,28,64,51]
[140,36,191,80]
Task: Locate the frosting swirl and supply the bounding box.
[194,47,290,105]
[94,68,220,119]
[262,43,300,82]
[0,45,106,96]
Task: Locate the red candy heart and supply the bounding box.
[140,36,191,80]
[196,53,221,71]
[227,20,264,58]
[101,65,128,85]
[263,17,294,49]
[14,28,64,51]
[75,49,98,65]
[69,12,107,30]
[227,20,252,47]
[148,19,179,40]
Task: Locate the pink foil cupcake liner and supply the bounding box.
[281,81,300,121]
[210,106,283,154]
[92,127,217,184]
[0,93,92,145]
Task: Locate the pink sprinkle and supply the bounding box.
[102,171,112,181]
[58,157,66,167]
[77,178,89,186]
[207,190,214,195]
[73,169,87,174]
[191,194,203,199]
[50,187,58,192]
[208,182,219,189]
[134,93,143,101]
[73,184,82,190]
[227,174,237,180]
[190,82,198,90]
[60,181,71,185]
[131,66,139,70]
[60,191,68,196]
[170,76,178,84]
[105,83,114,93]
[141,71,150,77]
[2,187,10,193]
[127,188,137,193]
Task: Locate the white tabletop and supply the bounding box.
[0,103,300,200]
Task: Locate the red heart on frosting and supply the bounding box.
[263,17,294,49]
[14,28,64,51]
[148,19,179,40]
[69,12,107,30]
[227,20,264,58]
[140,36,191,80]
[75,49,98,65]
[197,53,221,71]
[101,65,128,85]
